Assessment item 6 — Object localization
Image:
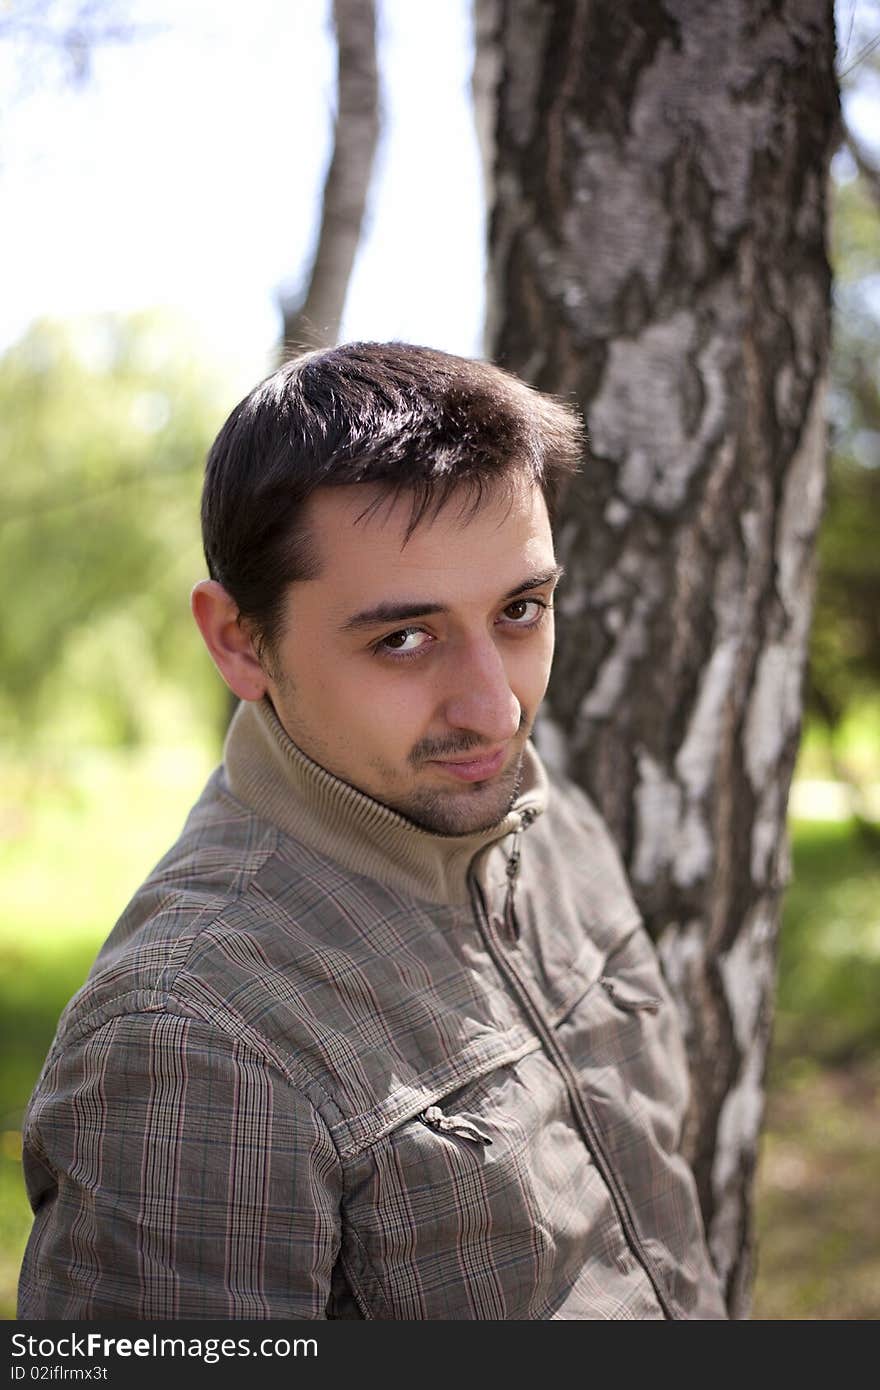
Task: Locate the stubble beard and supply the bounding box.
[268,679,531,836]
[385,731,530,836]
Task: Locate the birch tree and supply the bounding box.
[477,0,839,1315]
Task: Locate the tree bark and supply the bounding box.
[480,0,839,1316]
[279,0,380,355]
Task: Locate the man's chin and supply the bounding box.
[391,763,525,836]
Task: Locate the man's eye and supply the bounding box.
[374,627,432,657]
[502,599,545,625]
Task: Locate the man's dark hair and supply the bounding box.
[201,341,584,663]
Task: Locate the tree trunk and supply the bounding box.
[479,0,838,1316]
[279,0,380,355]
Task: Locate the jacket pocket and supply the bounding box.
[340,1052,634,1320]
[555,925,691,1151]
[327,1030,542,1161]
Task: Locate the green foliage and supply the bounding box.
[808,148,880,732]
[774,818,880,1063]
[810,454,880,724]
[0,312,233,748]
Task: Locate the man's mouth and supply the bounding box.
[427,746,508,783]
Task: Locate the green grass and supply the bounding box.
[0,743,215,1316]
[752,1056,880,1319]
[772,818,880,1066]
[751,813,880,1319]
[1,744,878,1319]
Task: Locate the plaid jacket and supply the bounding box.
[19,699,727,1320]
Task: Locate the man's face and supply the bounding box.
[262,475,561,835]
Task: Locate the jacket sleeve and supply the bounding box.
[18,1011,343,1319]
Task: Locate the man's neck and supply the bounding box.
[222,697,548,906]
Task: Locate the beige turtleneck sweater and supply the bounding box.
[223,696,548,906]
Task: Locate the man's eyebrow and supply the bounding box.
[339,564,565,634]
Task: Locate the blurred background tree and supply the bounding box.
[0,314,229,749]
[279,0,379,356]
[808,9,880,827]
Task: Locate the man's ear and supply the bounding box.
[190,580,269,702]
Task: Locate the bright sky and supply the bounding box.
[2,0,877,392]
[0,0,486,384]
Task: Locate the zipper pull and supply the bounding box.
[498,808,538,944]
[502,825,523,942]
[600,977,662,1013]
[419,1105,493,1146]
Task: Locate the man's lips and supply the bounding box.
[426,746,508,783]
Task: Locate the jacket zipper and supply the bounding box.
[502,822,524,941]
[469,826,681,1321]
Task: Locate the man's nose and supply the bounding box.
[441,637,521,744]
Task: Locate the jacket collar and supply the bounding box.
[223,697,548,906]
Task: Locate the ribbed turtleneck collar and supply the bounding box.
[222,697,548,906]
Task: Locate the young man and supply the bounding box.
[19,343,727,1320]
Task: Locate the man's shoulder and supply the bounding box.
[51,768,332,1043]
[537,761,626,858]
[109,765,284,938]
[528,761,644,948]
[542,762,613,825]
